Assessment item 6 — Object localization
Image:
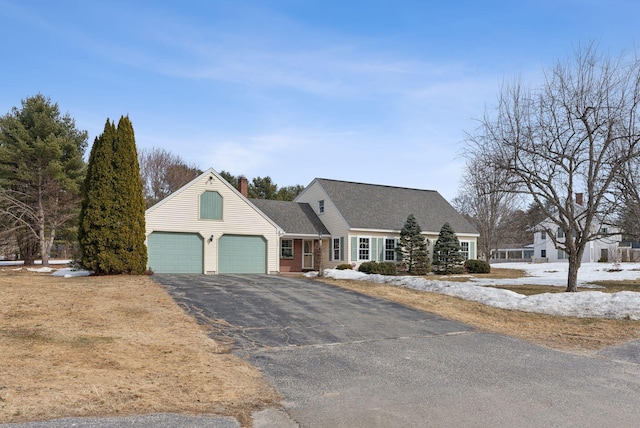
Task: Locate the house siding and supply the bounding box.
[296,179,479,269]
[146,170,280,274]
[295,180,350,268]
[279,239,303,272]
[532,221,621,263]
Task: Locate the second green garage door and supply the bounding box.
[218,234,267,274]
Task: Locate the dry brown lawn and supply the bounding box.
[317,277,640,353]
[0,269,279,426]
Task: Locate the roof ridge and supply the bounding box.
[316,177,437,193]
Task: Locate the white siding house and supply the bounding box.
[145,168,281,274]
[532,219,621,263]
[145,172,477,274]
[295,178,479,269]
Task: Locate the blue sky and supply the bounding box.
[1,0,638,200]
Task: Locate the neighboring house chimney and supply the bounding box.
[575,192,584,206]
[238,176,248,197]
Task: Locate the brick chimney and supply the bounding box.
[575,192,584,206]
[238,176,248,197]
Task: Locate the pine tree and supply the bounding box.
[432,222,465,274]
[0,94,88,265]
[78,116,147,274]
[395,214,430,274]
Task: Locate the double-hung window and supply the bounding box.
[460,241,470,260]
[332,238,341,261]
[281,239,293,259]
[384,238,396,261]
[358,237,370,260]
[318,200,325,214]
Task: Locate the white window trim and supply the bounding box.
[332,237,341,261]
[460,241,470,260]
[318,200,325,214]
[281,239,294,259]
[358,236,371,261]
[384,238,397,262]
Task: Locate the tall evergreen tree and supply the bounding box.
[249,176,278,199]
[395,214,430,274]
[0,94,88,265]
[219,170,239,188]
[79,116,147,274]
[432,222,465,274]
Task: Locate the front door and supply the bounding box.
[303,240,314,270]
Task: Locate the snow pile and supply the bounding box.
[27,266,54,273]
[324,263,640,320]
[51,268,93,278]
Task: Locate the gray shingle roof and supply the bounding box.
[250,199,330,235]
[314,178,478,234]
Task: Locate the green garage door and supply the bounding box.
[147,232,203,274]
[218,235,267,274]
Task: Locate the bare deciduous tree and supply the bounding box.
[615,156,640,240]
[467,44,640,291]
[453,155,519,262]
[139,147,201,208]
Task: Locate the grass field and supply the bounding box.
[0,270,279,426]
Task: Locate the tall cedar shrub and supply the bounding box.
[79,116,147,274]
[395,214,430,274]
[432,222,465,274]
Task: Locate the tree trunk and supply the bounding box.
[38,212,51,266]
[17,232,38,266]
[566,254,580,292]
[40,229,55,266]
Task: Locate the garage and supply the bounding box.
[218,234,267,274]
[147,232,204,274]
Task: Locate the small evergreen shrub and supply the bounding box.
[395,214,431,275]
[465,259,491,274]
[336,263,352,270]
[432,222,464,275]
[357,261,376,274]
[377,262,397,275]
[358,261,397,275]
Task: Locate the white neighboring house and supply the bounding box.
[532,217,621,263]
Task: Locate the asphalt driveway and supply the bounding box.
[155,274,640,427]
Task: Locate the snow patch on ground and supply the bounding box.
[324,262,640,320]
[0,260,92,278]
[51,268,93,278]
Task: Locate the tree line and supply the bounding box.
[0,95,303,265]
[138,148,304,208]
